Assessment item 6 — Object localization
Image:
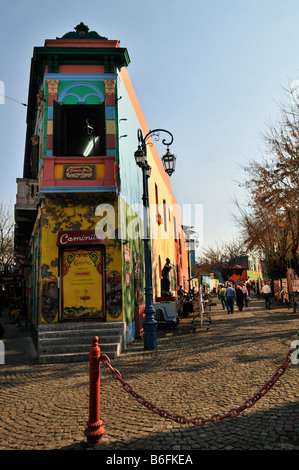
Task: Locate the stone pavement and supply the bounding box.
[0,296,299,452]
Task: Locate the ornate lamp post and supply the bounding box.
[134,128,176,350]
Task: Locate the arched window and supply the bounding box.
[53,83,106,156]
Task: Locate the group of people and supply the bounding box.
[218,282,251,314]
[218,281,273,313]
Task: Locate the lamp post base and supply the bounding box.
[84,419,105,446]
[143,316,158,350]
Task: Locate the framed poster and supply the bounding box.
[124,246,131,263]
[281,278,289,302]
[292,279,299,292]
[126,270,131,287]
[61,247,104,320]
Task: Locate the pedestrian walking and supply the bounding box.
[242,283,248,307]
[217,283,222,301]
[261,282,272,309]
[246,282,251,298]
[292,291,299,313]
[219,284,226,309]
[225,283,236,314]
[236,285,244,311]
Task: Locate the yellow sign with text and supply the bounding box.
[61,248,104,320]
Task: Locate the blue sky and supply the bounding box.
[1,0,299,251]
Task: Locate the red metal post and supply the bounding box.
[84,336,105,446]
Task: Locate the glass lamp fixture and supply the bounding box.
[134,145,146,167]
[145,164,152,178]
[162,148,176,176]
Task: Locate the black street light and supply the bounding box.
[134,128,176,350]
[162,148,176,176]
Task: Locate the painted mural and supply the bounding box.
[133,251,143,306]
[41,273,58,323]
[40,195,123,323]
[106,270,122,318]
[61,247,104,320]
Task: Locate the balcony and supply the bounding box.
[16,178,39,209]
[40,155,117,194]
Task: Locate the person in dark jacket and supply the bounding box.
[225,284,236,314]
[236,285,244,311]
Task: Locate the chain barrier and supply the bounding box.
[100,349,293,426]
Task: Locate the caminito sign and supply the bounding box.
[57,230,104,246]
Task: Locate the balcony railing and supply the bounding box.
[40,155,117,192]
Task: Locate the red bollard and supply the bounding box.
[84,336,105,446]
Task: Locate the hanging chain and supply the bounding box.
[100,349,293,426]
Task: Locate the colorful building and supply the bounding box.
[14,23,190,358]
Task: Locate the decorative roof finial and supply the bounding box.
[75,22,89,36]
[57,23,108,40]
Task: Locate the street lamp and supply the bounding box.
[162,148,176,176]
[134,128,176,350]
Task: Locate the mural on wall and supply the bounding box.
[41,273,58,323]
[39,195,123,323]
[41,195,110,233]
[61,247,104,320]
[133,251,144,306]
[106,270,122,318]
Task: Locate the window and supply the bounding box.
[173,216,177,240]
[163,200,167,232]
[155,184,161,224]
[53,103,106,156]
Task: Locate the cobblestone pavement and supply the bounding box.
[0,296,298,452]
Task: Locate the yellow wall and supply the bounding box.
[146,145,187,298]
[119,67,189,298]
[39,194,122,323]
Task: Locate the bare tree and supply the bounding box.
[197,239,247,281]
[234,200,289,279]
[0,201,15,273]
[235,86,299,277]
